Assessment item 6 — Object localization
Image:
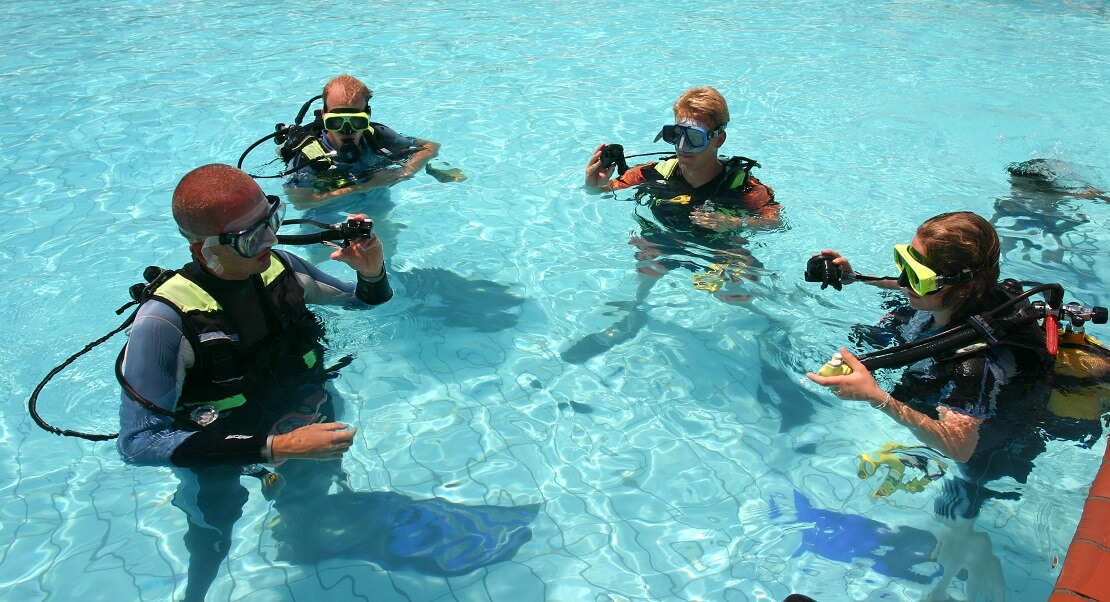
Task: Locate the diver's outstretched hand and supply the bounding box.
[272,422,356,461]
[806,348,886,405]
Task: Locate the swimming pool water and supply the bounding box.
[2,1,1108,600]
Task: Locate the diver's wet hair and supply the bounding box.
[916,211,1001,320]
[673,86,730,130]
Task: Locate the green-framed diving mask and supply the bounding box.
[322,112,371,133]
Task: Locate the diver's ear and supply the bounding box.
[715,130,727,148]
[937,282,967,306]
[188,240,205,263]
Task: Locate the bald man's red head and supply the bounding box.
[172,164,265,238]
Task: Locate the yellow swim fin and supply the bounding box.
[425,162,467,183]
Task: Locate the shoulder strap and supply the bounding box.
[722,156,760,190]
[654,157,680,179]
[152,273,222,313]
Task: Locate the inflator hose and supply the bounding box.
[859,306,1041,371]
[27,317,133,440]
[236,131,280,171]
[276,232,348,246]
[857,284,1062,372]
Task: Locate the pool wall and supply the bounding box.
[1052,441,1110,601]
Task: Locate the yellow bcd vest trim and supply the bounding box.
[654,157,748,190]
[154,256,287,313]
[154,256,290,413]
[154,274,223,313]
[260,254,284,286]
[655,158,680,179]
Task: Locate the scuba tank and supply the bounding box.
[1048,326,1110,420]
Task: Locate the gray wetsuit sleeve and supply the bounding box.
[278,250,392,306]
[116,301,267,467]
[116,301,197,465]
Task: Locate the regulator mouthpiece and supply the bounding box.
[336,143,361,164]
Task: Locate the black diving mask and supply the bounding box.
[209,195,285,258]
[654,122,722,153]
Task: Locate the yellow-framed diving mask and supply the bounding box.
[893,243,971,296]
[322,112,371,132]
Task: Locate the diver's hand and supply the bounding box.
[585,143,614,189]
[330,214,385,277]
[691,210,742,232]
[814,249,856,283]
[271,422,356,461]
[806,348,887,405]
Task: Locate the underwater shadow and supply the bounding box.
[786,490,940,584]
[391,268,525,333]
[274,490,539,576]
[560,302,649,365]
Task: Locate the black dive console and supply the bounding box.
[277,218,373,247]
[804,253,890,290]
[601,144,631,175]
[28,218,375,442]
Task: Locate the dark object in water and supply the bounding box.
[1006,158,1066,183]
[275,490,539,575]
[1006,158,1108,201]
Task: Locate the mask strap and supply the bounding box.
[946,267,974,285]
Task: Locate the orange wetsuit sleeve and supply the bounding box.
[609,163,652,191]
[741,176,780,222]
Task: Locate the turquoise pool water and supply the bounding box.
[2,1,1108,600]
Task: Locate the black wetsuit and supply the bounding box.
[871,285,1052,518]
